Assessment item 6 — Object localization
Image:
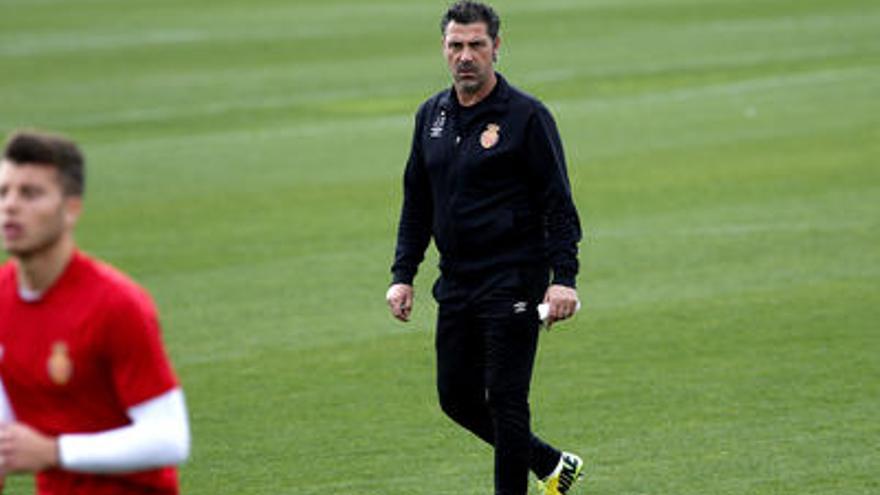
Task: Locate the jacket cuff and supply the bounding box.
[551,271,577,288]
[392,270,415,286]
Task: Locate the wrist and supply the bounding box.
[45,436,61,469]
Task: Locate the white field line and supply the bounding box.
[3,6,876,57]
[554,65,878,112]
[0,26,361,57]
[80,63,875,154]
[0,30,211,57]
[66,59,879,133]
[27,63,871,141]
[593,219,878,240]
[0,4,431,57]
[522,43,879,87]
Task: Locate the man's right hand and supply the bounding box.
[386,283,414,322]
[0,422,59,475]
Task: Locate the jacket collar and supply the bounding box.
[439,72,511,112]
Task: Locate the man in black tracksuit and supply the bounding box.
[386,3,585,495]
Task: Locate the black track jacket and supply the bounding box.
[391,73,582,288]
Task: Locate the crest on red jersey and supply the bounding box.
[47,341,73,385]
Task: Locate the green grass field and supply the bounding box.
[2,0,879,493]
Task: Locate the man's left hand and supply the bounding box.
[0,422,59,474]
[543,284,580,328]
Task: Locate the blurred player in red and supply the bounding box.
[0,130,190,494]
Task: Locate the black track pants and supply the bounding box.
[434,268,562,495]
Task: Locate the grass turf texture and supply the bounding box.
[2,0,878,493]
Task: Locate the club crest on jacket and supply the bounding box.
[481,123,500,149]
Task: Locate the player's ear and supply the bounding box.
[492,35,501,62]
[63,195,83,228]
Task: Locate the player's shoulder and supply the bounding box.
[417,87,454,117]
[423,86,452,107]
[503,78,551,117]
[76,252,157,316]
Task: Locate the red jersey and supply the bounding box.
[0,251,180,495]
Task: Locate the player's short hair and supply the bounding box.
[3,130,85,197]
[441,1,501,40]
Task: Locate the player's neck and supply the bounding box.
[455,73,498,108]
[15,236,76,295]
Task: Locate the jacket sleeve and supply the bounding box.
[391,105,433,285]
[525,103,582,288]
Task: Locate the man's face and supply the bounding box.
[0,160,79,259]
[443,21,499,95]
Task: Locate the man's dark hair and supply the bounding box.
[3,130,85,197]
[441,1,501,40]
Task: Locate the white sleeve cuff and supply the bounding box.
[58,388,190,473]
[0,378,15,422]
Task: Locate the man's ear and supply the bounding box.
[63,196,83,229]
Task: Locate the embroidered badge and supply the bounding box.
[480,123,500,149]
[430,111,447,138]
[47,341,73,385]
